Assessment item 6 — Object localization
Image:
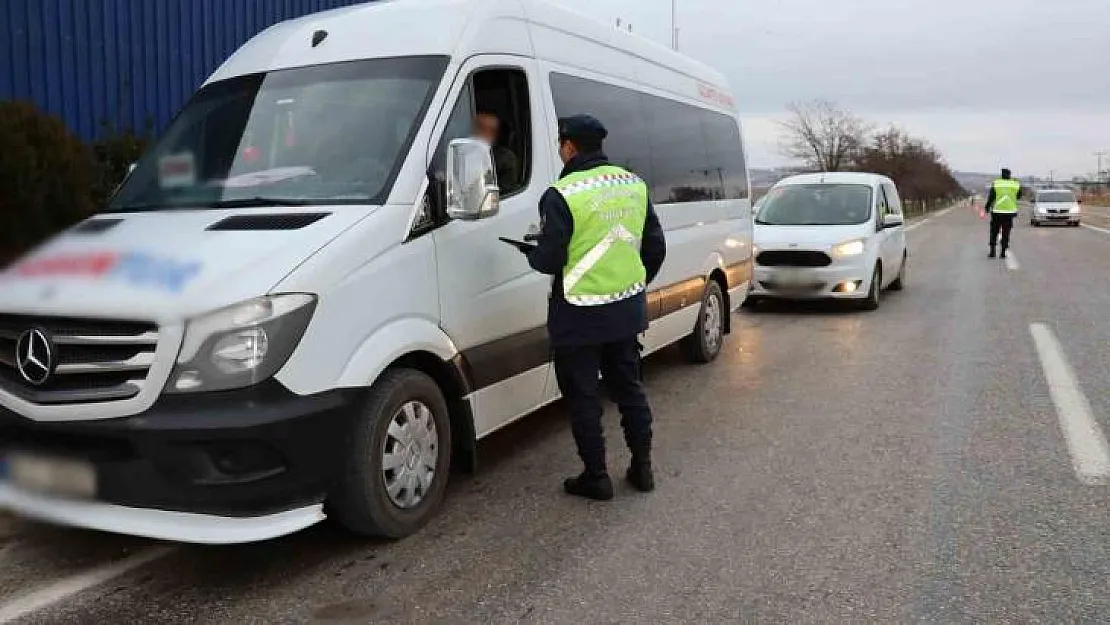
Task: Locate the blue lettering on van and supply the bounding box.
[110,252,203,293]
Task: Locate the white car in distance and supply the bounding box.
[1030,188,1081,227]
[749,172,907,310]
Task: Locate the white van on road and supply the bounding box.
[749,172,906,310]
[0,0,753,543]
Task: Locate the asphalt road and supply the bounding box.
[5,203,1110,624]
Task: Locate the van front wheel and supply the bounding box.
[331,369,452,539]
[682,280,725,363]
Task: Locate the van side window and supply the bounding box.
[883,183,903,215]
[549,72,748,205]
[877,185,890,216]
[427,68,532,225]
[548,73,652,181]
[642,96,716,202]
[699,111,750,200]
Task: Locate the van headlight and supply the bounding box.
[167,294,317,394]
[832,239,866,258]
[1071,205,1081,214]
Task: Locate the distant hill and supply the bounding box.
[954,172,998,194]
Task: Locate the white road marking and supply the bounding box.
[0,546,174,623]
[1030,323,1110,486]
[1081,223,1110,236]
[1004,251,1019,271]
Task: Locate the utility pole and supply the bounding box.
[671,0,678,50]
[1097,151,1108,182]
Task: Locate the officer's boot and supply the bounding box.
[564,471,614,501]
[626,444,655,493]
[1000,247,1007,259]
[988,246,996,258]
[564,447,613,501]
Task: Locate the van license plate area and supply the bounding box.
[776,269,809,287]
[3,452,96,499]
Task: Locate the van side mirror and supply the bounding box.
[446,138,499,221]
[882,213,904,229]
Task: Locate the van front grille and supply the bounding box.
[0,315,159,405]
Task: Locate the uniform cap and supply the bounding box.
[558,115,608,142]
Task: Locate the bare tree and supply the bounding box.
[853,126,964,212]
[779,100,869,172]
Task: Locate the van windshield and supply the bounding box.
[756,184,873,226]
[108,56,447,212]
[1037,191,1076,203]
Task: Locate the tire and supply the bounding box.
[859,264,881,311]
[1030,219,1036,226]
[741,294,761,309]
[889,252,906,291]
[331,369,452,539]
[682,280,726,363]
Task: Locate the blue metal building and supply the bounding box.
[0,0,369,141]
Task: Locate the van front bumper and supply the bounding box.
[751,261,872,299]
[0,382,358,544]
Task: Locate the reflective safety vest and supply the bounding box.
[991,178,1021,214]
[553,165,649,306]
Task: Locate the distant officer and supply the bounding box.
[985,167,1024,258]
[524,115,666,501]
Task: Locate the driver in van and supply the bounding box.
[523,114,667,501]
[472,111,521,192]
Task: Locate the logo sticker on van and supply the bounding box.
[6,251,202,293]
[697,83,735,110]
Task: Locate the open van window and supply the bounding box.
[420,67,532,230]
[756,184,873,226]
[109,56,447,212]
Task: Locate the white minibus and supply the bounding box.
[0,0,752,543]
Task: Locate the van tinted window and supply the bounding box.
[547,74,652,181]
[642,95,716,202]
[700,110,751,200]
[549,73,748,204]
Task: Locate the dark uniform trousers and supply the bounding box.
[553,339,653,474]
[989,212,1016,250]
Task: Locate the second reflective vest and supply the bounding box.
[991,178,1021,214]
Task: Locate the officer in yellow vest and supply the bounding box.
[985,168,1024,258]
[525,115,667,501]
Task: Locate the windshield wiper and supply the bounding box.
[207,197,312,208]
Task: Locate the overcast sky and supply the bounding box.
[554,0,1110,178]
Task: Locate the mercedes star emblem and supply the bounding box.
[15,328,55,386]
